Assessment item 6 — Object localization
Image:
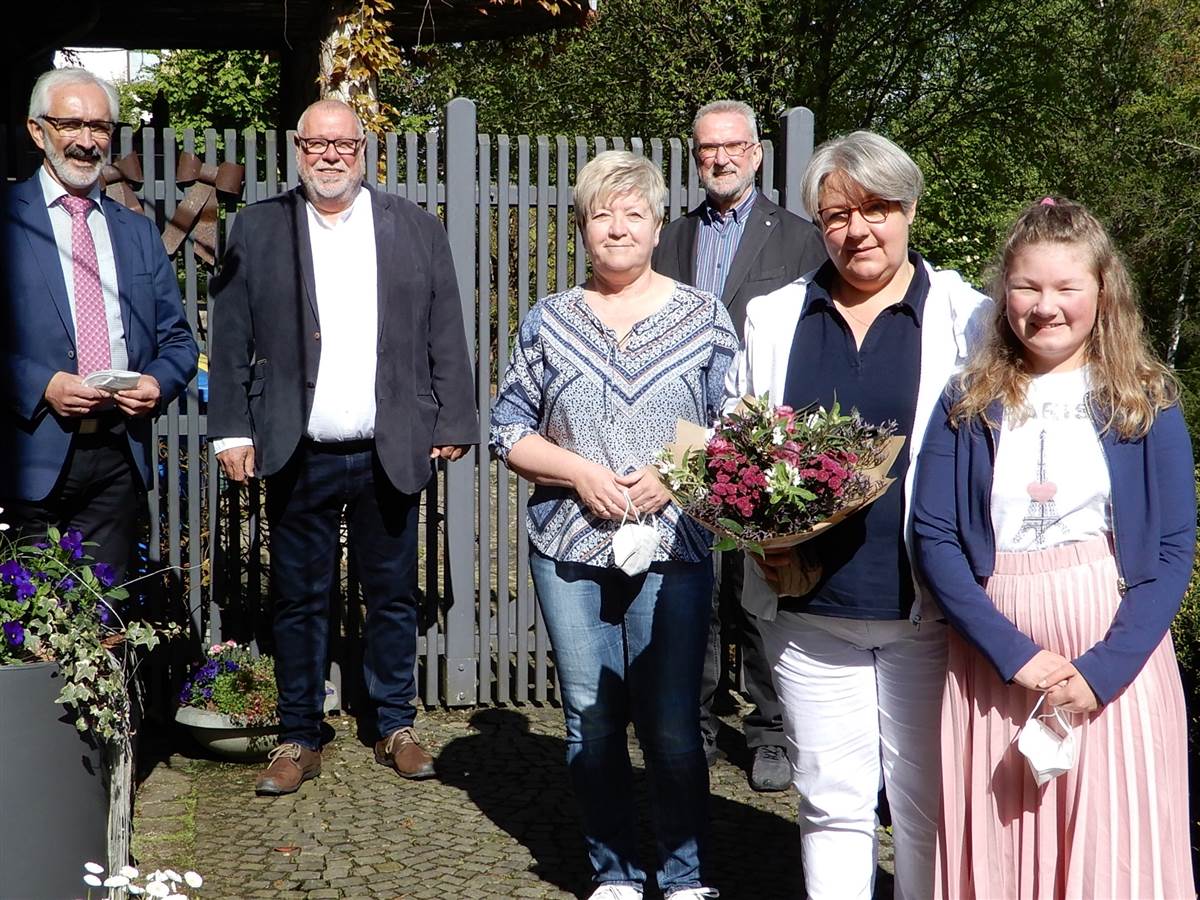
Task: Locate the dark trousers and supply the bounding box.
[2,424,140,583]
[266,439,421,750]
[700,549,786,750]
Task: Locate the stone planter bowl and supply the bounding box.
[174,706,280,761]
[175,681,339,761]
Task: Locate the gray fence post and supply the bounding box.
[442,97,480,705]
[778,106,816,220]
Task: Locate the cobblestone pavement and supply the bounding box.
[133,704,895,899]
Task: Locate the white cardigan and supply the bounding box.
[724,261,992,623]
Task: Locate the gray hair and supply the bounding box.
[692,100,759,142]
[297,99,365,138]
[801,130,924,219]
[28,68,119,123]
[574,150,667,226]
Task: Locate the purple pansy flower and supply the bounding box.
[3,621,24,647]
[57,576,77,594]
[92,562,116,588]
[59,530,85,560]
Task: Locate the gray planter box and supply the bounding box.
[0,661,108,900]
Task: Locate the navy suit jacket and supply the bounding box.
[0,173,198,501]
[206,185,478,495]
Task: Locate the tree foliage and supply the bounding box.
[120,50,280,132]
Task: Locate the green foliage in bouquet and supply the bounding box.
[659,394,897,555]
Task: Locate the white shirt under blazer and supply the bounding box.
[724,260,992,623]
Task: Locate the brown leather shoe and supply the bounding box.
[254,742,321,795]
[373,726,436,779]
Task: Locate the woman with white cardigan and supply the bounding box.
[724,131,990,900]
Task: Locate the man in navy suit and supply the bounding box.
[208,99,477,796]
[0,68,198,582]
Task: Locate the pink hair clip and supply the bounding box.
[1040,197,1056,206]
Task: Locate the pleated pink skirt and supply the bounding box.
[936,537,1196,900]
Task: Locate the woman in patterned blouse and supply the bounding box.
[490,151,738,900]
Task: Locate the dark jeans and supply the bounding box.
[530,549,712,895]
[700,549,786,750]
[2,423,140,583]
[266,439,421,750]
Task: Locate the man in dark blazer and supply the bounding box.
[653,100,827,793]
[1,68,197,582]
[208,99,477,796]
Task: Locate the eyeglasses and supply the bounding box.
[294,136,365,156]
[816,199,898,231]
[695,140,758,161]
[38,116,124,140]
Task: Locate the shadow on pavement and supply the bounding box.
[436,708,813,899]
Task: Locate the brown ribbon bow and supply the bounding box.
[162,152,245,266]
[100,153,145,214]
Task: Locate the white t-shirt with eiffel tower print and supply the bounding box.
[991,366,1112,553]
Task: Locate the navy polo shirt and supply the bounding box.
[781,251,930,620]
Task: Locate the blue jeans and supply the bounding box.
[266,440,422,749]
[530,549,712,895]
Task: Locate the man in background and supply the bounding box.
[653,99,827,792]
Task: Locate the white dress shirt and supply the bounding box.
[39,166,128,371]
[212,187,378,456]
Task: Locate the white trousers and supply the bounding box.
[760,612,947,900]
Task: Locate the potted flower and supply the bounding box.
[175,641,281,760]
[0,514,178,900]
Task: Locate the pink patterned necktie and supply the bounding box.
[59,195,112,376]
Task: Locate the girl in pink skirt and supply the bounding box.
[912,197,1196,899]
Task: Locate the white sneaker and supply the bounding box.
[588,885,643,900]
[666,889,720,899]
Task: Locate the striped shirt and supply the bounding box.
[693,189,757,299]
[490,283,739,565]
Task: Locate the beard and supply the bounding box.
[699,167,756,207]
[43,135,104,191]
[298,158,364,207]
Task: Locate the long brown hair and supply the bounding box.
[951,198,1177,439]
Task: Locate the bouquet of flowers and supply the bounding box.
[0,518,176,742]
[658,395,904,557]
[178,640,278,728]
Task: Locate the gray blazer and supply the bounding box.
[207,184,478,494]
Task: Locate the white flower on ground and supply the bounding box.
[104,875,131,887]
[163,870,182,883]
[145,882,170,898]
[84,862,105,875]
[183,872,203,888]
[129,887,145,896]
[84,874,103,887]
[120,865,140,879]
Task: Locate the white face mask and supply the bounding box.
[611,492,659,577]
[1016,694,1077,786]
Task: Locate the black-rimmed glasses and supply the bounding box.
[38,116,125,140]
[294,136,365,156]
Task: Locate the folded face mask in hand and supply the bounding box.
[1016,694,1077,786]
[611,492,659,577]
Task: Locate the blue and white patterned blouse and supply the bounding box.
[490,283,739,565]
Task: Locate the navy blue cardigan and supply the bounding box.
[912,390,1195,706]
